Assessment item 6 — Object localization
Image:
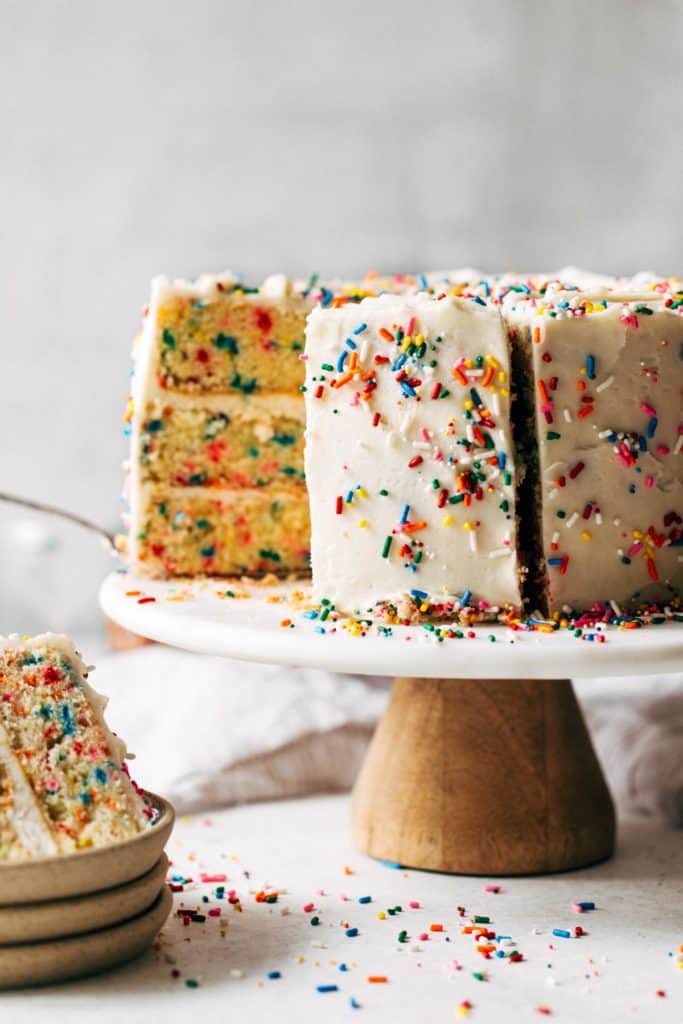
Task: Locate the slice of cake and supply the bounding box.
[0,634,150,861]
[505,286,683,614]
[127,272,312,577]
[304,292,522,621]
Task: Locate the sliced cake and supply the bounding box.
[127,272,312,577]
[304,292,522,621]
[0,634,150,861]
[505,285,683,614]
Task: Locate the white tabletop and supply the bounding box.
[2,795,681,1022]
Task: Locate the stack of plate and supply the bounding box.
[0,793,174,989]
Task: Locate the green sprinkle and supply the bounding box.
[556,510,566,519]
[162,328,176,349]
[259,549,281,562]
[546,431,561,440]
[381,536,393,558]
[379,489,389,496]
[321,363,334,371]
[398,930,408,943]
[473,916,490,924]
[185,979,199,989]
[431,479,440,489]
[414,550,423,564]
[311,916,320,926]
[214,333,239,353]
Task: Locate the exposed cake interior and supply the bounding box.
[0,634,150,861]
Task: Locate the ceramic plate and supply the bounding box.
[0,793,174,904]
[0,853,168,945]
[0,884,172,989]
[100,571,683,679]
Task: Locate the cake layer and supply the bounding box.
[133,486,310,577]
[146,273,309,395]
[506,293,683,612]
[137,393,305,490]
[304,293,521,620]
[0,635,148,858]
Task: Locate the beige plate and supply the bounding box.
[0,885,172,990]
[0,853,168,945]
[0,792,174,905]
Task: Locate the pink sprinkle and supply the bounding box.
[640,402,657,417]
[409,901,420,909]
[407,316,416,335]
[484,885,501,893]
[303,902,315,913]
[628,541,644,557]
[657,445,670,455]
[200,873,227,883]
[420,427,431,442]
[418,932,429,941]
[350,392,360,406]
[208,908,221,917]
[645,475,654,488]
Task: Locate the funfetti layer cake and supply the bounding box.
[304,292,522,622]
[505,287,683,614]
[127,272,313,577]
[0,634,150,860]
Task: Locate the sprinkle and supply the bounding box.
[354,322,367,335]
[335,496,343,515]
[267,970,282,979]
[569,461,585,479]
[381,536,393,559]
[596,375,614,393]
[317,985,339,993]
[552,929,571,939]
[408,455,423,468]
[367,976,388,983]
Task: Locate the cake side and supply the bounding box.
[0,634,149,860]
[505,291,683,613]
[127,271,312,577]
[304,292,522,622]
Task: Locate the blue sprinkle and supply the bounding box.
[393,353,407,371]
[586,354,596,379]
[576,901,595,910]
[638,435,647,451]
[400,504,410,524]
[496,950,506,958]
[317,984,339,993]
[419,274,428,290]
[302,610,318,620]
[382,860,402,869]
[336,351,348,372]
[345,927,359,937]
[552,928,571,939]
[558,300,570,309]
[548,557,564,566]
[320,290,332,307]
[647,416,658,438]
[401,382,417,398]
[60,703,75,736]
[358,896,372,904]
[461,589,472,606]
[267,970,281,979]
[94,766,108,784]
[497,452,506,469]
[353,322,367,335]
[349,997,361,1009]
[345,337,357,350]
[629,483,636,493]
[338,962,348,971]
[346,490,354,503]
[470,387,482,407]
[410,589,428,601]
[314,626,326,634]
[471,295,486,306]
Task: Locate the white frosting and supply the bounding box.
[304,293,521,614]
[0,724,57,858]
[506,300,683,610]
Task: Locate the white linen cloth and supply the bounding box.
[96,645,683,826]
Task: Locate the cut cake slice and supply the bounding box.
[0,634,150,861]
[304,292,522,621]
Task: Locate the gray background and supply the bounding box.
[1,0,682,631]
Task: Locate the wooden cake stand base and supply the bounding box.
[352,676,615,875]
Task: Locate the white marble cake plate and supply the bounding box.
[100,571,683,679]
[0,854,168,945]
[0,886,172,990]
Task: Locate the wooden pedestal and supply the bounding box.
[352,676,615,875]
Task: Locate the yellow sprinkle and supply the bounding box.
[580,366,586,375]
[463,521,474,531]
[415,333,424,345]
[420,602,429,613]
[498,370,507,383]
[465,358,473,368]
[486,355,500,368]
[356,487,367,499]
[632,529,643,538]
[443,514,453,526]
[581,531,592,541]
[584,301,594,313]
[377,911,386,920]
[401,335,413,352]
[501,387,510,396]
[358,519,368,528]
[464,400,474,411]
[537,305,546,315]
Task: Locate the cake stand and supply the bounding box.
[100,572,683,877]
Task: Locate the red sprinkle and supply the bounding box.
[335,496,343,515]
[408,455,423,469]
